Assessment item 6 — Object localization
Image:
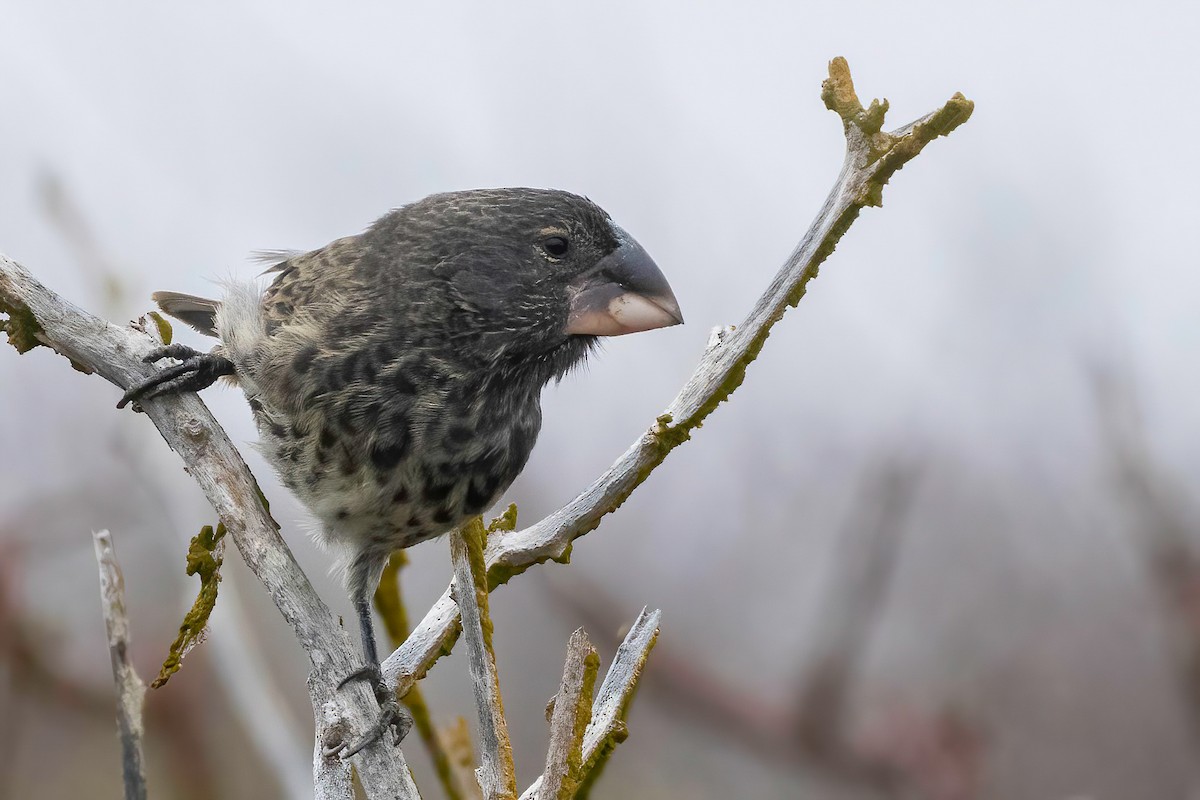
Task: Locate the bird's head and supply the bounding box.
[368,188,683,383]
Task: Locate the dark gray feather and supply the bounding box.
[152,291,221,337]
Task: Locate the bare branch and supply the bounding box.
[0,258,419,797]
[383,56,972,698]
[537,629,599,800]
[452,519,517,800]
[520,608,660,800]
[578,608,660,784]
[91,529,148,800]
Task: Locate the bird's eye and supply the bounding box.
[541,236,570,258]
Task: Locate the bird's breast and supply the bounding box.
[253,382,542,552]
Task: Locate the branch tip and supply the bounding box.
[92,529,149,800]
[537,628,600,799]
[821,56,861,119]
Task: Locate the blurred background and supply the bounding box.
[2,2,1199,798]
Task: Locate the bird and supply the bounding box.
[117,188,683,756]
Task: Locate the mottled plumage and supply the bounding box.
[121,187,682,753]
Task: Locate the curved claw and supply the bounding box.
[339,699,410,758]
[332,664,413,759]
[338,663,383,691]
[117,349,235,409]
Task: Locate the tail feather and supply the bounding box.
[152,291,221,337]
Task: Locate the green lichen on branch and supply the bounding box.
[147,311,173,345]
[1,272,91,372]
[576,723,629,800]
[0,294,44,354]
[821,57,876,125]
[871,90,974,202]
[823,55,974,207]
[548,639,601,800]
[487,503,519,536]
[408,507,522,686]
[461,517,496,655]
[456,515,517,796]
[486,504,542,590]
[152,522,226,688]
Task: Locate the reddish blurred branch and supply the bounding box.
[791,457,921,759]
[1092,363,1200,741]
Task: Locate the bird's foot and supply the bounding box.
[117,345,235,410]
[325,664,412,758]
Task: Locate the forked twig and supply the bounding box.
[520,608,661,800]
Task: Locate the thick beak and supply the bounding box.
[564,231,683,336]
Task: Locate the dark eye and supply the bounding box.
[541,236,570,258]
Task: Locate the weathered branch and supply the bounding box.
[382,57,973,697]
[91,529,148,800]
[536,629,599,800]
[452,520,518,800]
[0,261,419,797]
[520,608,661,800]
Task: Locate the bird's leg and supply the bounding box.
[117,344,236,409]
[326,593,412,758]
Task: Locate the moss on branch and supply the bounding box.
[153,522,226,688]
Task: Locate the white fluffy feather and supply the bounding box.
[214,279,268,374]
